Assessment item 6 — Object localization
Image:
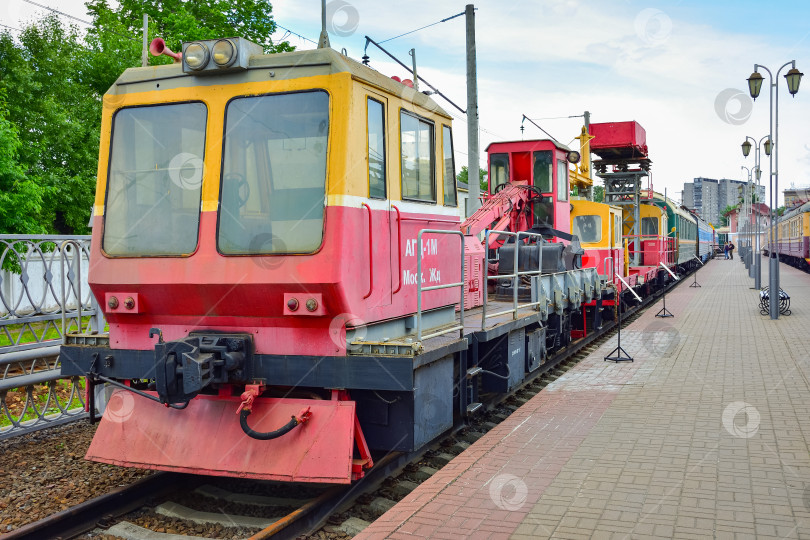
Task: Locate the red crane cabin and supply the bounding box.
[486,139,573,236]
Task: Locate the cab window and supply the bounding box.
[442,125,457,206]
[103,102,206,256]
[556,159,568,201]
[368,98,386,199]
[218,90,329,255]
[532,151,552,192]
[614,214,621,244]
[573,215,602,243]
[490,153,509,192]
[400,111,435,202]
[641,217,659,236]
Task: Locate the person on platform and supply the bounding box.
[724,242,729,260]
[729,241,735,260]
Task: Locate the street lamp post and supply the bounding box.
[747,61,803,319]
[741,165,752,273]
[741,135,770,290]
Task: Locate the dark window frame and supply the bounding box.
[573,214,602,243]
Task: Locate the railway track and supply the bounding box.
[4,268,696,540]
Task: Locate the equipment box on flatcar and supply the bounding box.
[588,121,648,158]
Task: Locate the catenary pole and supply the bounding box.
[465,4,480,217]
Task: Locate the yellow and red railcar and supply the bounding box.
[62,39,467,483]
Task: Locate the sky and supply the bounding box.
[3,0,810,207]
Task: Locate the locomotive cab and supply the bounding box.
[570,199,624,281]
[62,39,468,483]
[487,139,574,233]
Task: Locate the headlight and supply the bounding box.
[212,39,237,68]
[184,42,209,70]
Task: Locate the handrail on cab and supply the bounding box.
[415,230,465,342]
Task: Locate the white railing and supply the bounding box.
[482,230,548,329]
[416,230,466,342]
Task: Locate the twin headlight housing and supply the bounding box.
[182,37,262,75]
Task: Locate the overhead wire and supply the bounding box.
[527,114,584,121]
[20,0,139,42]
[274,23,317,45]
[21,0,93,26]
[378,10,466,44]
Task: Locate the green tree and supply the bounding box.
[457,165,488,192]
[0,92,46,235]
[0,3,292,235]
[593,185,604,203]
[719,204,738,227]
[85,0,293,69]
[0,18,98,234]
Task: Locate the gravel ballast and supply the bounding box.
[0,420,152,532]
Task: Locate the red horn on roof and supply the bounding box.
[149,38,182,63]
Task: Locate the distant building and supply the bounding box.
[726,203,770,251]
[683,183,695,209]
[784,185,810,209]
[685,177,719,225]
[457,181,469,218]
[683,177,765,226]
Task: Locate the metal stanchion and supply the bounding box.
[690,255,704,288]
[655,262,679,317]
[605,274,641,363]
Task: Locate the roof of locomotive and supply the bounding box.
[485,139,574,154]
[108,46,452,120]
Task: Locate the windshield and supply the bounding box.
[218,91,329,254]
[573,215,602,243]
[103,102,207,256]
[642,216,659,236]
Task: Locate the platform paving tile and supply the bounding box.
[354,259,810,539]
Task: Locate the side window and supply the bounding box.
[532,151,552,192]
[400,111,435,202]
[556,159,568,201]
[367,98,386,199]
[641,216,658,236]
[573,215,602,243]
[442,125,457,206]
[490,153,509,192]
[614,214,621,244]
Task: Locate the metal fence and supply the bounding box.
[0,235,102,439]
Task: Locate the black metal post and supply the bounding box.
[605,293,633,363]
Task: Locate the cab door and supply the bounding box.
[366,94,393,307]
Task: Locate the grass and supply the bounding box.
[0,316,103,348]
[1,378,86,428]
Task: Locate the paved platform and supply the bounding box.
[355,257,810,539]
